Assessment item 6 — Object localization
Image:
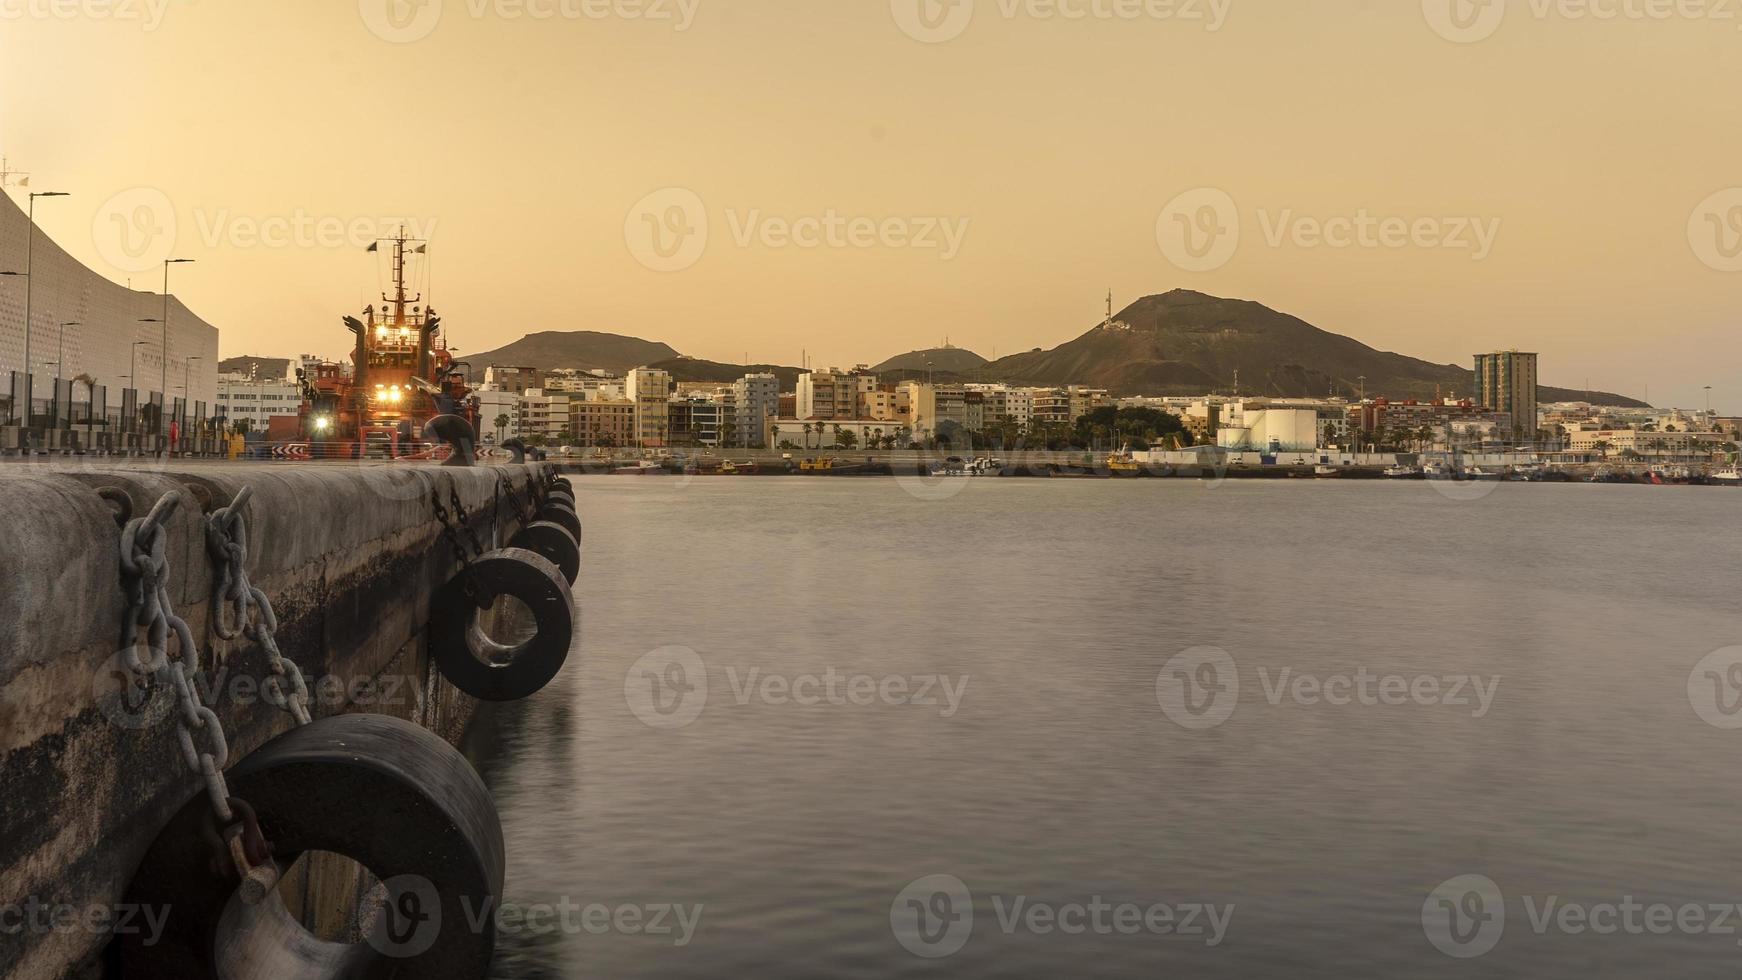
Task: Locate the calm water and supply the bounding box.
[464,477,1742,979]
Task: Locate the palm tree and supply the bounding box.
[493,413,511,444]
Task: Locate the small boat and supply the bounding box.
[968,457,1006,476]
[1712,465,1742,485]
[1423,460,1456,480]
[1383,464,1423,480]
[1314,464,1343,479]
[1465,466,1506,482]
[930,456,968,476]
[1107,450,1143,477]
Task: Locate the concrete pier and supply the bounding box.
[0,460,554,979]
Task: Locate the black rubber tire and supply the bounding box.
[118,714,505,979]
[429,548,574,702]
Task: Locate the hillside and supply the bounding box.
[987,290,1646,405]
[652,357,806,390]
[873,346,988,376]
[465,331,680,377]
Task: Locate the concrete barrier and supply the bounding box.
[0,460,558,979]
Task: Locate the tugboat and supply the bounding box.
[294,231,476,458]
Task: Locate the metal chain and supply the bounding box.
[205,486,311,726]
[450,484,486,558]
[499,473,529,521]
[434,482,486,598]
[118,494,238,833]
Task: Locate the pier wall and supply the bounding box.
[0,460,550,979]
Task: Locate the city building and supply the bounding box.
[1566,428,1731,459]
[518,388,573,444]
[668,393,729,447]
[732,373,780,448]
[571,398,636,447]
[213,373,301,432]
[626,366,672,447]
[476,387,521,444]
[0,191,219,406]
[796,367,878,421]
[1216,407,1320,452]
[483,365,545,393]
[1474,351,1539,438]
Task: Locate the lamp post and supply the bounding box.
[126,340,148,384]
[160,258,195,397]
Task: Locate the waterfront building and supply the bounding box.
[626,366,672,447]
[0,191,219,405]
[476,387,521,444]
[518,388,574,444]
[484,365,544,392]
[1474,351,1539,438]
[1216,407,1320,452]
[545,369,624,397]
[571,398,636,448]
[213,372,301,432]
[668,392,729,447]
[1567,427,1731,459]
[1348,397,1511,449]
[733,373,780,447]
[797,367,879,421]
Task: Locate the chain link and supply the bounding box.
[119,493,236,828]
[434,481,488,599]
[206,486,311,726]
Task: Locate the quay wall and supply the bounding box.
[0,460,553,979]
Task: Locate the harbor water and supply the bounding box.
[466,478,1742,979]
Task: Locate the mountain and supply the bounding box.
[873,346,988,376]
[464,331,680,377]
[218,355,290,380]
[987,290,1646,405]
[653,357,806,390]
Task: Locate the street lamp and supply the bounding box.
[22,191,69,394]
[125,341,148,390]
[180,356,202,394]
[160,258,195,396]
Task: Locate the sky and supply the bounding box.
[1,0,1738,410]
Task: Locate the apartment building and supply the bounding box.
[732,373,781,447]
[1474,351,1539,438]
[572,398,636,447]
[626,367,673,447]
